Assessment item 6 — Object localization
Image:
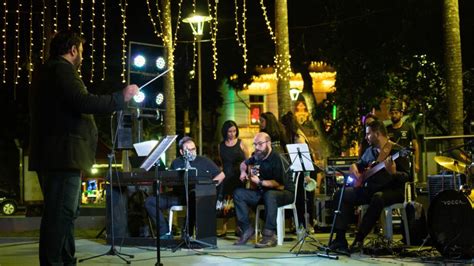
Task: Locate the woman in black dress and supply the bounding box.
[217,120,249,236]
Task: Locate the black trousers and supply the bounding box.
[38,170,82,266]
[333,185,404,240]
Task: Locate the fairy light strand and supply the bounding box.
[259,0,276,43]
[191,0,196,74]
[40,0,46,63]
[90,0,96,82]
[78,0,84,76]
[28,0,34,84]
[67,0,72,28]
[53,0,58,33]
[2,0,8,83]
[146,0,163,40]
[14,1,21,86]
[208,0,219,79]
[119,0,128,83]
[101,0,107,80]
[241,0,248,73]
[173,0,183,48]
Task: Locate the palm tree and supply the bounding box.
[442,0,464,146]
[275,0,292,115]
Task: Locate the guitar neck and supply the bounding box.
[364,152,400,178]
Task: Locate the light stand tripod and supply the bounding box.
[80,112,134,264]
[172,153,216,252]
[287,144,324,255]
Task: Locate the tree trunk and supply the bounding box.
[275,0,292,116]
[299,64,332,159]
[162,0,176,165]
[442,0,464,146]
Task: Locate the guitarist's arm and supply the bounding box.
[384,153,410,184]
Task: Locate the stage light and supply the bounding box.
[156,56,165,70]
[155,92,164,106]
[133,55,146,68]
[133,91,145,103]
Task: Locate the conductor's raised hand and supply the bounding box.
[123,84,139,102]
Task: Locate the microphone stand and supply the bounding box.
[154,162,163,266]
[316,167,352,260]
[79,112,134,264]
[172,155,216,252]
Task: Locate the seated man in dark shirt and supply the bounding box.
[233,132,295,248]
[144,136,225,237]
[330,120,410,254]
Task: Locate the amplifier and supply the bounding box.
[326,156,358,175]
[427,174,462,202]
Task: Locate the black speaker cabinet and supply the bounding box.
[427,174,462,202]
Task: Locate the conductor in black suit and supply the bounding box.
[28,30,138,265]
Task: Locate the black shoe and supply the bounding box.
[329,239,350,255]
[234,226,255,245]
[217,231,227,237]
[350,240,363,254]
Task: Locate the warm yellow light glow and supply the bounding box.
[183,14,212,36]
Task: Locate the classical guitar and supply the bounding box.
[353,148,413,189]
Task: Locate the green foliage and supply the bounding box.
[388,54,448,135]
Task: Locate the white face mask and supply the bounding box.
[183,148,197,162]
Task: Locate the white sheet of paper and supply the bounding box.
[286,143,315,172]
[133,140,159,156]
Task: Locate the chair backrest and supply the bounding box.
[290,172,300,205]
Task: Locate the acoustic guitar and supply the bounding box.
[353,148,413,190]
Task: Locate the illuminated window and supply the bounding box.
[249,95,264,125]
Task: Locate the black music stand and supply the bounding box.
[80,112,134,264]
[140,135,178,266]
[286,144,324,255]
[171,151,217,252]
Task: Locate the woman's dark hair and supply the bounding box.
[363,112,378,125]
[260,112,288,145]
[280,111,300,143]
[221,120,239,140]
[49,30,85,57]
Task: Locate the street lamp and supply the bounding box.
[183,13,212,155]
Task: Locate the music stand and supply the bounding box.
[80,112,134,264]
[140,135,177,266]
[287,144,325,255]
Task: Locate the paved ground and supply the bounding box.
[0,233,463,266]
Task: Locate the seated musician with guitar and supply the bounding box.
[330,120,411,254]
[144,136,225,238]
[233,132,295,248]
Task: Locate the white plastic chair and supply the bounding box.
[255,173,299,245]
[167,205,186,236]
[360,182,412,245]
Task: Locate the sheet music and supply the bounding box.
[133,140,159,156]
[140,135,177,171]
[286,143,315,172]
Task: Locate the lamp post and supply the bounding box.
[183,14,212,155]
[289,88,301,112]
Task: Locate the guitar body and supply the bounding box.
[352,148,413,191]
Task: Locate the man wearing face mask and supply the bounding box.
[144,136,225,237]
[233,132,294,248]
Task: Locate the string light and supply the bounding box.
[67,0,72,29]
[2,0,7,83]
[101,0,107,80]
[191,0,196,74]
[78,0,84,76]
[28,0,34,84]
[90,0,96,82]
[208,0,219,80]
[14,1,21,86]
[173,0,183,48]
[119,0,128,83]
[241,0,248,74]
[53,0,58,33]
[146,0,163,40]
[234,0,248,74]
[259,0,276,43]
[40,0,46,63]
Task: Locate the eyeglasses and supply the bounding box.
[252,140,269,147]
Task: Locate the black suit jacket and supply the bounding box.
[29,56,125,172]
